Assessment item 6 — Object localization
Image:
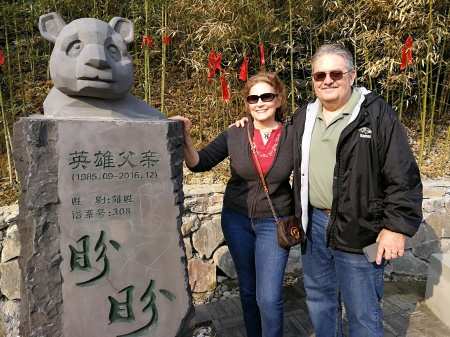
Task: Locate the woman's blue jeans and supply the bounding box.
[221,206,289,337]
[302,208,385,337]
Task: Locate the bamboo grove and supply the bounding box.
[0,0,449,184]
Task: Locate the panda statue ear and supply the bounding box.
[109,17,134,44]
[39,12,66,44]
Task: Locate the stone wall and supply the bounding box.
[0,204,20,337]
[183,180,450,290]
[0,180,449,335]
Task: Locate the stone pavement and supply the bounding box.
[195,280,450,336]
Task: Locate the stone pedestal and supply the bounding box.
[425,253,450,328]
[12,117,194,337]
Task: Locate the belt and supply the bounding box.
[320,209,332,215]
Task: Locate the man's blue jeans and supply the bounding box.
[221,206,289,337]
[302,208,385,337]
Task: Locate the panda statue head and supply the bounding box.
[39,12,134,100]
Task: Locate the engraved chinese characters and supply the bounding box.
[68,149,159,222]
[58,120,191,336]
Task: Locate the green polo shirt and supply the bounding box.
[309,90,362,209]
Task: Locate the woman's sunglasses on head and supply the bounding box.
[246,93,278,104]
[312,70,352,82]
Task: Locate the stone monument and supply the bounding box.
[12,12,194,337]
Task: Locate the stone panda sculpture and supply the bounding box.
[39,12,166,119]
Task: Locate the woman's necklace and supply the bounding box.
[257,122,280,144]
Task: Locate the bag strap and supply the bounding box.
[246,125,279,222]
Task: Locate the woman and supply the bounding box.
[171,72,293,337]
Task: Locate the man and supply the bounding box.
[292,43,423,337]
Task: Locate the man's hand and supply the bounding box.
[230,116,249,128]
[375,229,406,265]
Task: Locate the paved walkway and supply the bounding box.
[195,280,450,336]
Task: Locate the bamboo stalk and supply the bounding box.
[440,124,450,175]
[352,0,358,87]
[104,0,109,18]
[288,0,295,114]
[14,16,25,116]
[197,71,203,142]
[418,0,434,168]
[256,20,265,72]
[0,84,13,185]
[358,14,372,91]
[384,28,390,103]
[23,3,36,85]
[3,14,15,128]
[437,70,450,118]
[161,0,168,114]
[215,85,219,135]
[308,7,315,99]
[144,0,152,104]
[398,72,407,120]
[427,38,446,153]
[222,96,226,131]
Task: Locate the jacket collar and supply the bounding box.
[307,87,372,125]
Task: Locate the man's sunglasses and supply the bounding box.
[246,93,278,104]
[312,70,352,81]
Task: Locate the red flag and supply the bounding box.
[239,56,250,81]
[208,51,217,69]
[208,53,222,83]
[0,50,4,65]
[163,37,173,44]
[400,36,413,71]
[141,35,153,49]
[259,44,265,69]
[221,75,230,102]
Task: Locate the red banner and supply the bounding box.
[208,51,217,70]
[141,35,153,49]
[239,56,250,81]
[221,75,230,102]
[208,51,229,102]
[400,36,413,71]
[208,52,222,83]
[259,44,265,69]
[0,50,4,65]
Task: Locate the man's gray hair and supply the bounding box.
[311,44,354,72]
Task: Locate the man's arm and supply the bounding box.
[372,98,422,265]
[232,116,249,128]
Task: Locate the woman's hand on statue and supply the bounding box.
[169,115,191,136]
[169,115,199,166]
